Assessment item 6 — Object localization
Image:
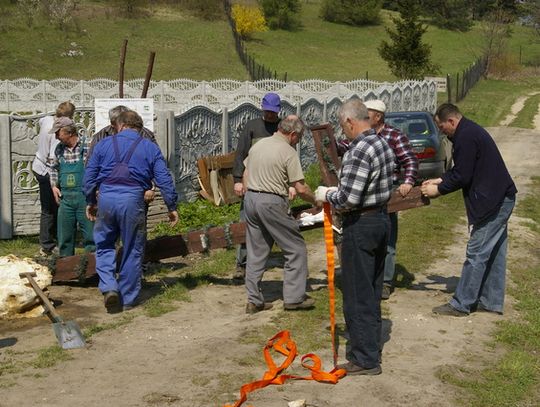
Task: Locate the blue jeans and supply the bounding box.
[450,196,515,314]
[341,210,389,368]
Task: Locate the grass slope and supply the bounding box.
[0,1,247,80]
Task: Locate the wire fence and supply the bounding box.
[223,0,287,81]
[446,56,488,103]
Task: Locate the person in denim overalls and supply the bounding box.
[49,117,95,257]
[84,111,178,313]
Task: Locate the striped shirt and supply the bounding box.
[50,140,89,187]
[328,129,394,210]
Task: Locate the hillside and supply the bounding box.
[0,0,539,81]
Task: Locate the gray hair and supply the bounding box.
[278,115,305,136]
[109,105,131,124]
[338,98,369,123]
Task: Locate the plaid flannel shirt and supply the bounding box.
[337,123,418,185]
[379,123,418,185]
[328,129,395,210]
[50,140,89,188]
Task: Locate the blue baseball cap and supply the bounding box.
[261,92,281,113]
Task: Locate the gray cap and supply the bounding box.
[49,116,75,134]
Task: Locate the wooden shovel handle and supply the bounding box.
[19,272,62,323]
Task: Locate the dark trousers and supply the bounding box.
[341,211,389,368]
[34,171,58,251]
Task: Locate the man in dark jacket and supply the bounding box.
[421,103,517,317]
[231,92,281,282]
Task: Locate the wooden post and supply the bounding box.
[119,39,128,98]
[455,72,460,102]
[446,74,452,103]
[141,51,156,98]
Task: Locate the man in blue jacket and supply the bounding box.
[84,110,179,313]
[421,103,517,317]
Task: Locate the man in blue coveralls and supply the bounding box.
[84,110,179,313]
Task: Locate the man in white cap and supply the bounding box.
[232,92,282,282]
[363,99,418,300]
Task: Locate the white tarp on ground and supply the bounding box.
[0,255,52,319]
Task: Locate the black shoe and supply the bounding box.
[232,266,245,284]
[336,361,382,376]
[381,283,392,300]
[476,304,503,315]
[103,291,120,313]
[283,295,315,311]
[246,302,273,314]
[432,303,468,317]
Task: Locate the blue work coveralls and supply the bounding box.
[84,129,178,307]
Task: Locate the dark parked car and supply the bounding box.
[385,111,452,182]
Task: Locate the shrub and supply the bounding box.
[232,4,268,40]
[379,0,440,79]
[259,0,301,30]
[321,0,382,26]
[422,0,473,31]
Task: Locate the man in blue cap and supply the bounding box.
[232,92,282,282]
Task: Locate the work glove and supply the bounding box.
[315,186,337,202]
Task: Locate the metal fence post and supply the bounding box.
[0,114,13,239]
[446,74,452,103]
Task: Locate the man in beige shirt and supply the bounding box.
[242,115,317,314]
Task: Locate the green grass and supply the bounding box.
[394,192,465,287]
[243,1,540,81]
[456,76,540,127]
[509,94,540,129]
[0,235,40,258]
[515,176,540,233]
[30,345,73,369]
[1,0,538,82]
[83,313,136,338]
[438,178,540,406]
[0,1,247,80]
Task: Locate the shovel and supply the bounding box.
[19,272,86,350]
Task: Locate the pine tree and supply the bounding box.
[378,0,440,79]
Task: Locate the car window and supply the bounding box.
[386,117,432,138]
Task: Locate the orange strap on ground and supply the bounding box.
[223,330,345,407]
[322,202,338,366]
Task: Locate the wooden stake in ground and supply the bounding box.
[119,39,128,98]
[141,51,156,98]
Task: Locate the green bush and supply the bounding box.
[321,0,382,26]
[259,0,302,30]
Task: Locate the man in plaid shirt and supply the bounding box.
[315,99,394,376]
[364,100,418,299]
[50,117,95,257]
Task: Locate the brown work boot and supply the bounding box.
[283,295,315,311]
[246,302,273,314]
[103,291,120,314]
[381,283,393,300]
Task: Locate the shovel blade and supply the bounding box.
[52,321,86,350]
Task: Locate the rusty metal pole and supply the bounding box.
[119,39,128,98]
[141,51,156,98]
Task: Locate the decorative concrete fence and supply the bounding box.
[0,79,437,239]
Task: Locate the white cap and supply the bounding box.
[364,100,386,113]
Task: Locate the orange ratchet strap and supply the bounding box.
[322,202,338,366]
[223,330,345,407]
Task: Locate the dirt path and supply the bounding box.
[499,91,540,126]
[1,125,539,407]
